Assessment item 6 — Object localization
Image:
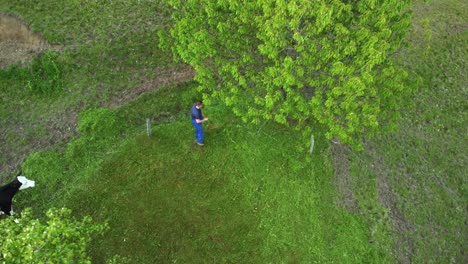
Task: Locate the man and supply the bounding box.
[191,101,208,146]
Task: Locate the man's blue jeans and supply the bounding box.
[191,119,204,144]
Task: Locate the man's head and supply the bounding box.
[195,101,203,109]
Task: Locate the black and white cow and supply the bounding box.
[0,176,35,216]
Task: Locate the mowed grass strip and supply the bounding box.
[60,105,381,263]
[16,82,384,262]
[66,121,266,263]
[77,134,261,263]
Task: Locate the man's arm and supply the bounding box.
[195,107,207,123]
[196,117,208,124]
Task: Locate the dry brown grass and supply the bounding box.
[0,14,48,68]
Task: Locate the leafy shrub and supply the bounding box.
[0,208,107,264]
[26,51,63,95]
[180,82,202,107]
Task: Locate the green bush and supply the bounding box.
[26,51,63,95]
[0,208,107,264]
[180,83,202,107]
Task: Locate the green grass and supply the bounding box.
[1,0,466,262]
[18,83,381,262]
[0,0,176,179]
[0,0,173,102]
[349,0,467,262]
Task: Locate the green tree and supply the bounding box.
[160,0,413,148]
[0,208,108,263]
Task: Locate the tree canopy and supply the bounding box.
[0,208,107,263]
[160,0,413,148]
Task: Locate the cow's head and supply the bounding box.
[0,176,35,216]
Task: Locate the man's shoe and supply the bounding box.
[197,142,204,146]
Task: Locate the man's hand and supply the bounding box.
[196,118,208,124]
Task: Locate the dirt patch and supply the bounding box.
[0,105,80,176]
[0,14,48,177]
[0,13,196,179]
[365,143,415,264]
[0,63,195,178]
[105,64,195,108]
[331,139,415,262]
[0,14,49,68]
[0,14,198,183]
[330,141,359,213]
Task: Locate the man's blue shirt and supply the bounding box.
[191,104,203,120]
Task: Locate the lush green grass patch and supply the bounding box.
[19,84,382,262]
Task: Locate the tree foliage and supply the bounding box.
[160,0,413,148]
[0,208,107,263]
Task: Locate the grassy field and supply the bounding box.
[0,0,175,177]
[0,0,466,263]
[349,0,467,262]
[15,83,381,263]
